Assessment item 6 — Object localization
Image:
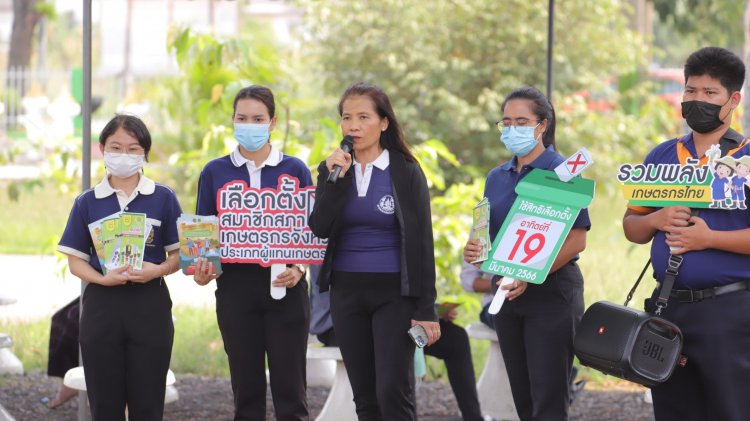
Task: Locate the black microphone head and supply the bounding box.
[341,135,354,153]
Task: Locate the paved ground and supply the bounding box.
[0,254,656,421]
[0,254,217,323]
[0,372,655,421]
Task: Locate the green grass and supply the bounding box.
[0,306,228,377]
[0,183,73,254]
[0,318,50,372]
[170,306,229,376]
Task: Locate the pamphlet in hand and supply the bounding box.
[116,213,148,270]
[88,212,119,274]
[103,212,148,271]
[177,214,222,276]
[470,197,491,263]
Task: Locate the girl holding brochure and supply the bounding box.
[57,114,182,420]
[463,86,590,421]
[309,82,439,420]
[193,85,312,420]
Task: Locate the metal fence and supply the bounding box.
[1,67,124,135]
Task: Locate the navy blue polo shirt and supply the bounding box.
[196,150,313,216]
[57,175,182,273]
[636,130,750,289]
[484,146,591,246]
[333,164,400,273]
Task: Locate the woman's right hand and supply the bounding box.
[325,147,353,177]
[99,265,131,286]
[463,239,482,264]
[193,258,219,286]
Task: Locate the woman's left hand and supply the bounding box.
[272,266,303,288]
[499,278,528,301]
[412,320,441,346]
[127,262,164,283]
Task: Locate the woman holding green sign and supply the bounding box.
[463,86,590,421]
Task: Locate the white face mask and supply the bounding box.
[103,152,144,178]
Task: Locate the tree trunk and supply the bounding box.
[743,0,750,136]
[6,0,40,130]
[7,0,40,70]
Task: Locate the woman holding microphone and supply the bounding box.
[463,86,590,421]
[309,82,439,420]
[193,85,312,420]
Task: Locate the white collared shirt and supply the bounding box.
[94,173,156,211]
[230,145,283,188]
[353,149,390,197]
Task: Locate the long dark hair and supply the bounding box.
[338,82,416,162]
[501,86,557,150]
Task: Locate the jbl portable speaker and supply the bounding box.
[574,301,683,387]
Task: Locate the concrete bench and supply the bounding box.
[0,294,22,376]
[306,346,356,421]
[306,335,335,388]
[466,323,518,421]
[63,366,179,404]
[0,333,23,376]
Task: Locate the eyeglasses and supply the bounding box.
[496,118,543,131]
[104,144,145,155]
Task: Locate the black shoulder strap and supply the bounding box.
[624,258,652,307]
[719,136,739,157]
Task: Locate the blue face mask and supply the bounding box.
[500,125,540,157]
[234,123,270,152]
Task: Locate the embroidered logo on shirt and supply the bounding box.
[377,195,395,215]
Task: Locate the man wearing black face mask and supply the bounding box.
[622,47,750,421]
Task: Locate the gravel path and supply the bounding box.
[0,372,654,421]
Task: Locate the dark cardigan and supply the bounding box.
[308,149,437,321]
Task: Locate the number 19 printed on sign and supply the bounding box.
[494,215,565,269]
[481,168,595,284]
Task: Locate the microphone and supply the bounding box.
[326,135,355,184]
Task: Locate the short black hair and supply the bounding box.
[233,85,275,118]
[99,114,152,160]
[684,47,745,93]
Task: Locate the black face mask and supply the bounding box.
[681,100,726,134]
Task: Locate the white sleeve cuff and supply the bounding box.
[56,245,90,261]
[164,242,180,252]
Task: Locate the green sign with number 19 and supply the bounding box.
[481,169,595,284]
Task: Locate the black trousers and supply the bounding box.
[423,319,483,421]
[493,262,584,421]
[646,288,750,421]
[215,264,310,421]
[79,279,173,421]
[330,271,417,421]
[318,320,483,421]
[48,296,80,378]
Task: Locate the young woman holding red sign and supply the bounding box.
[193,85,313,421]
[309,82,439,420]
[463,86,590,421]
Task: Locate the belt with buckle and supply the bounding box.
[669,280,750,303]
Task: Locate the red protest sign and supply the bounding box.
[216,175,327,266]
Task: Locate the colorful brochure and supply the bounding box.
[470,197,491,263]
[115,212,148,270]
[102,212,148,271]
[177,214,222,276]
[87,212,119,274]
